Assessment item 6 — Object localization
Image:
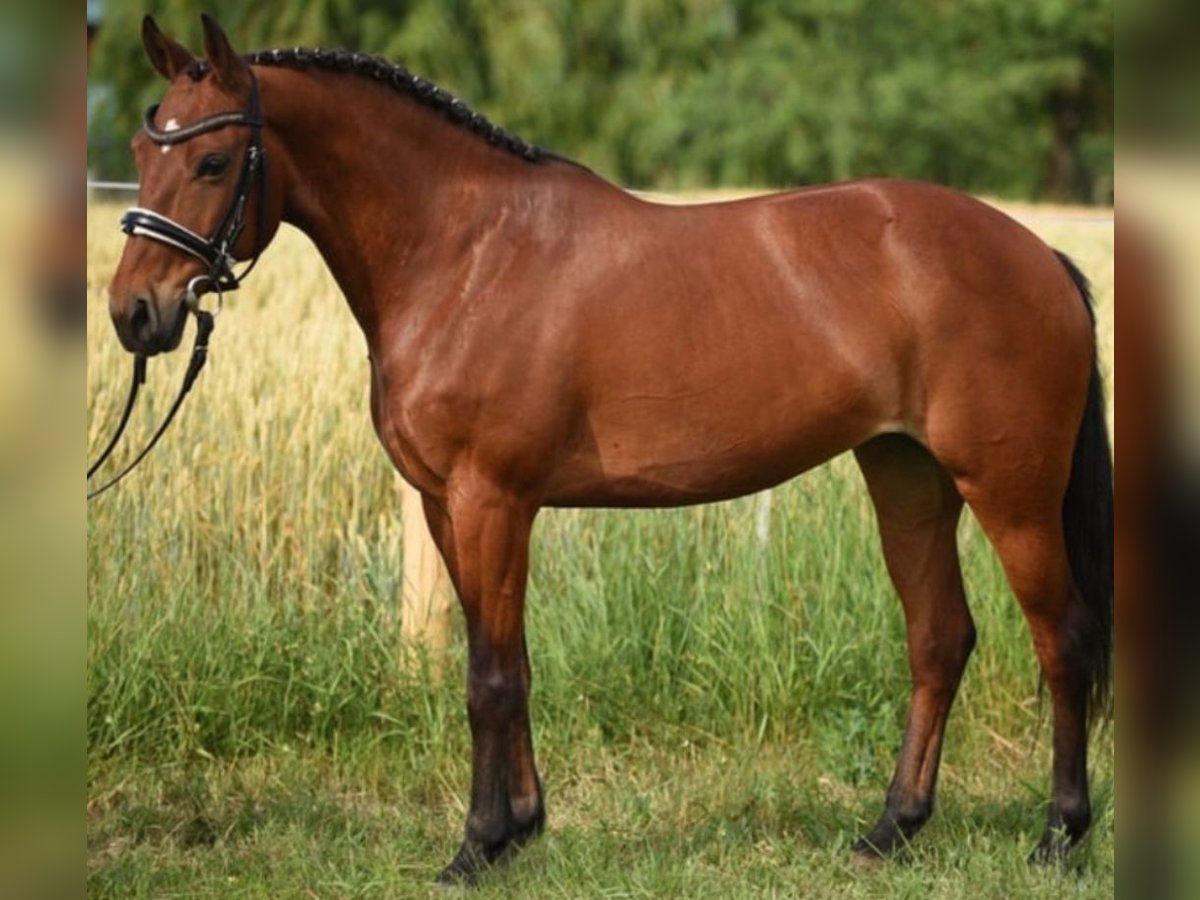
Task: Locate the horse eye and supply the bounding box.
[196,154,230,178]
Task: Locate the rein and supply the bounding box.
[87,72,268,500]
[87,312,214,500]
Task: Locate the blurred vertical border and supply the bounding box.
[1118,0,1200,898]
[0,0,84,895]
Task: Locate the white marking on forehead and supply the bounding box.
[161,118,180,154]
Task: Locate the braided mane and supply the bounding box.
[187,48,565,165]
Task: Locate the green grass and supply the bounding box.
[87,199,1114,897]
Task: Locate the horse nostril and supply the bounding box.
[130,297,154,340]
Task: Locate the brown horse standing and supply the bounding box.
[107,17,1112,884]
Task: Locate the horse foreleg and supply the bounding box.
[853,436,975,858]
[420,488,545,885]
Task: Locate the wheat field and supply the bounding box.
[87,195,1113,898]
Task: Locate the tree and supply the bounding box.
[86,0,1113,203]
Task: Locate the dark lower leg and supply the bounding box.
[855,681,961,856]
[442,656,537,881]
[507,638,545,839]
[854,610,975,856]
[1030,624,1092,861]
[440,647,546,885]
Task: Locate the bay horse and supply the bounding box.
[107,16,1112,884]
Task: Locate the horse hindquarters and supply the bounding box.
[931,252,1112,860]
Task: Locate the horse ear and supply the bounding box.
[200,13,250,92]
[142,15,195,81]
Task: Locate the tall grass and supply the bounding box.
[87,199,1113,895]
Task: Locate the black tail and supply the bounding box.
[1056,251,1114,733]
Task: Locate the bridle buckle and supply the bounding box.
[185,274,224,318]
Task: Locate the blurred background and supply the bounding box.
[87,0,1113,203]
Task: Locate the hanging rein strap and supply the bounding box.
[87,312,214,500]
[86,353,147,480]
[87,71,268,500]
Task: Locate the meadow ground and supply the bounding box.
[87,193,1113,898]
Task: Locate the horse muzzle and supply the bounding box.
[113,292,189,356]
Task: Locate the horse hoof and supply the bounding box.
[435,810,547,886]
[849,846,887,871]
[852,836,884,857]
[436,848,486,888]
[435,868,474,888]
[1028,830,1073,866]
[851,826,905,861]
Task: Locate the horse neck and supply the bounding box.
[260,66,567,341]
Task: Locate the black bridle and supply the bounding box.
[87,71,269,500]
[122,72,268,297]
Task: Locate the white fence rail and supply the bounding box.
[88,180,139,192]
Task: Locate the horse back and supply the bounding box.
[533,179,1089,506]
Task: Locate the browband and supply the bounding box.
[142,102,262,144]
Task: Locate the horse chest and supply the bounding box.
[367,360,461,498]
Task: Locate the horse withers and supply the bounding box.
[105,15,1113,884]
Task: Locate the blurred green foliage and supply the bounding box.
[87,0,1112,202]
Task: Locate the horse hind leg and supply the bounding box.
[852,434,976,858]
[963,490,1098,861]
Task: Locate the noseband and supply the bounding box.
[88,72,269,500]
